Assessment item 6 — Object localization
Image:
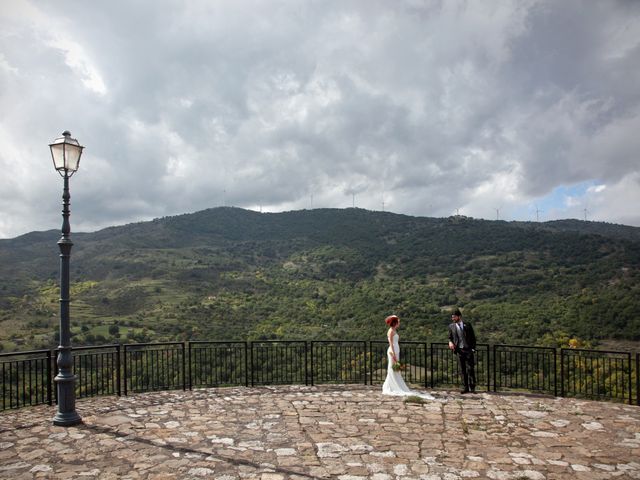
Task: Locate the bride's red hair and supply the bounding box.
[385,315,399,326]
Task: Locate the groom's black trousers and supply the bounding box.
[457,348,476,391]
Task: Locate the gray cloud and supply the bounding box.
[1,0,639,238]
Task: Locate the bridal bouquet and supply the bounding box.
[392,361,405,371]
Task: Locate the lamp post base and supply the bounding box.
[52,411,82,427]
[52,372,82,426]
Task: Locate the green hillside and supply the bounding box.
[1,207,639,352]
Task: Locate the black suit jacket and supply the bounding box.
[448,321,477,352]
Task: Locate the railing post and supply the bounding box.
[423,342,428,389]
[636,353,639,406]
[628,352,632,406]
[182,343,187,391]
[310,342,315,386]
[244,342,249,387]
[484,344,489,393]
[553,348,557,397]
[429,343,434,389]
[493,344,497,392]
[123,345,128,396]
[361,342,366,385]
[249,342,254,387]
[559,349,564,398]
[53,348,59,404]
[188,342,193,391]
[116,344,121,397]
[304,342,309,386]
[47,350,53,405]
[364,340,373,385]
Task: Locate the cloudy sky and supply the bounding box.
[1,1,639,238]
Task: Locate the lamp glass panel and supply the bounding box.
[50,143,66,171]
[65,144,82,171]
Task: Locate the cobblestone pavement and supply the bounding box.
[1,385,639,479]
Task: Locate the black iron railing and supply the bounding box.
[560,348,632,404]
[251,341,307,386]
[124,342,185,394]
[1,349,52,409]
[2,341,639,410]
[429,343,490,390]
[67,344,121,399]
[311,341,367,385]
[189,341,247,389]
[493,345,557,396]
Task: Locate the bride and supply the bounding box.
[382,314,435,400]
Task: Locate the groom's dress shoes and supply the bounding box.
[460,389,470,394]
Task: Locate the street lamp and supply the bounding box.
[49,130,84,426]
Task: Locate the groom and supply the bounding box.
[448,308,477,394]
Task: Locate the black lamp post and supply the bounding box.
[49,131,84,426]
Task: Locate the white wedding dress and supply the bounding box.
[382,333,435,400]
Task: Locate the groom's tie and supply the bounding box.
[457,323,467,349]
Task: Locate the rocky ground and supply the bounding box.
[1,385,639,479]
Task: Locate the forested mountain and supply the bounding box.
[1,207,639,352]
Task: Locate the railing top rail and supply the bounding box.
[250,341,307,345]
[61,344,120,352]
[311,340,367,345]
[494,344,556,351]
[561,348,632,356]
[189,341,246,345]
[0,349,51,358]
[124,342,185,349]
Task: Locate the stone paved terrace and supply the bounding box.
[1,385,639,479]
